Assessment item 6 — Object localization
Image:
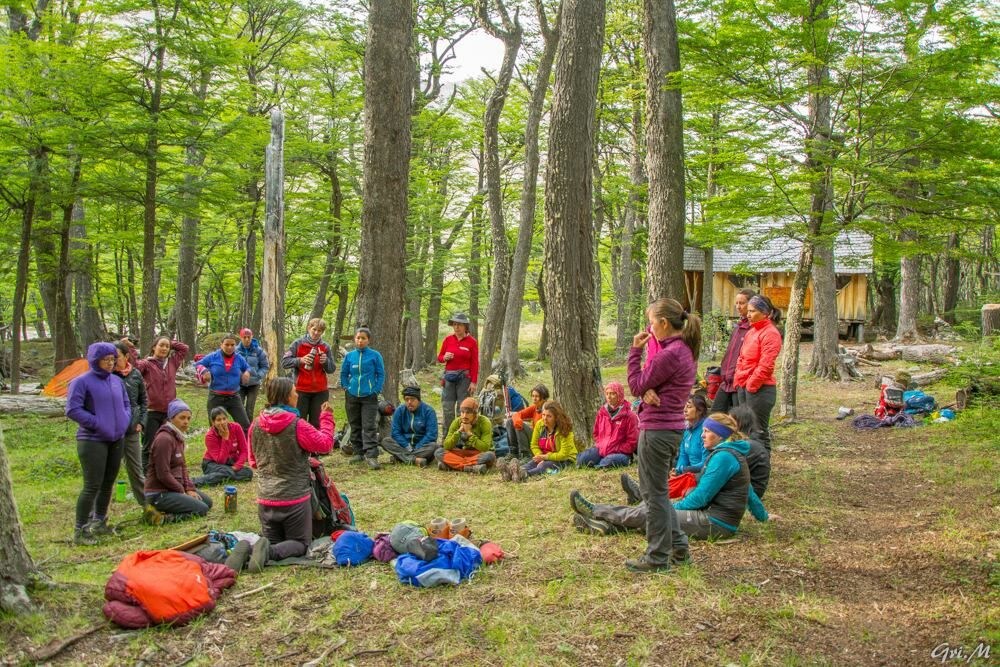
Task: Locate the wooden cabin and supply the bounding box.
[681,224,872,341]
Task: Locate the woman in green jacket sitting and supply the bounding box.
[503,401,575,481]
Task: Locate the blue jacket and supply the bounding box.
[198,350,249,394]
[340,347,385,398]
[236,338,270,387]
[66,342,131,442]
[674,439,768,531]
[675,418,707,474]
[390,401,438,450]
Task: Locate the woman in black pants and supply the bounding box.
[65,342,132,545]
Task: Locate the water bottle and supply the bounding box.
[224,485,238,514]
[115,480,127,502]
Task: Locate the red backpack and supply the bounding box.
[309,457,354,538]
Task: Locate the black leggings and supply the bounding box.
[141,411,166,471]
[296,390,329,429]
[208,392,250,431]
[76,439,124,528]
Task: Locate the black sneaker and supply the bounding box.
[670,548,691,566]
[572,513,616,536]
[366,458,382,470]
[625,556,672,574]
[569,490,595,518]
[621,473,642,505]
[89,518,118,536]
[247,537,271,574]
[73,525,98,546]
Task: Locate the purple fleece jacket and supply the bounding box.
[66,342,132,442]
[627,335,696,431]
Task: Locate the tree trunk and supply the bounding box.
[309,168,345,321]
[536,269,549,361]
[808,241,851,379]
[615,103,645,355]
[140,99,162,354]
[982,304,1000,337]
[871,270,897,332]
[70,201,103,348]
[643,0,685,302]
[499,0,559,378]
[355,0,413,401]
[0,427,36,614]
[175,144,205,353]
[476,0,522,378]
[778,241,814,420]
[942,232,960,324]
[10,198,34,393]
[896,247,921,341]
[261,109,287,383]
[469,155,485,336]
[543,0,605,445]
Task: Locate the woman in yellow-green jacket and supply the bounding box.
[502,401,576,481]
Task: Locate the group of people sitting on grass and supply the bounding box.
[65,291,783,574]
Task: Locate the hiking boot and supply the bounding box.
[225,540,252,573]
[437,460,449,471]
[142,504,165,526]
[572,513,616,536]
[621,473,642,505]
[463,464,487,474]
[89,518,118,537]
[414,457,428,468]
[247,537,271,574]
[348,455,364,464]
[500,459,514,482]
[73,525,98,546]
[625,556,672,574]
[569,490,595,518]
[670,548,691,566]
[511,462,528,483]
[365,458,382,470]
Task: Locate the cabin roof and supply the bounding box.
[684,220,873,274]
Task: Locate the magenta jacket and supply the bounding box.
[592,401,639,458]
[133,341,189,412]
[627,335,696,431]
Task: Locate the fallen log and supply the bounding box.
[0,394,67,416]
[910,368,948,386]
[856,344,898,361]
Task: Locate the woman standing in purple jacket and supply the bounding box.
[711,288,754,413]
[65,342,132,546]
[625,298,701,573]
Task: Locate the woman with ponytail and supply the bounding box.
[622,298,701,573]
[732,294,782,451]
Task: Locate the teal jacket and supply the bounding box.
[674,439,768,532]
[340,347,385,398]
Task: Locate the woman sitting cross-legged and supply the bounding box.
[576,381,639,470]
[435,397,497,474]
[501,400,576,481]
[143,399,213,525]
[246,377,335,572]
[569,413,775,545]
[193,407,253,486]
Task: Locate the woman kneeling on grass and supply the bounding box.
[570,413,775,542]
[194,407,252,486]
[246,377,335,572]
[144,399,213,525]
[501,400,576,481]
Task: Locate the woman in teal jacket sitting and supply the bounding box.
[340,326,385,469]
[674,393,708,475]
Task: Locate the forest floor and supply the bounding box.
[0,344,997,666]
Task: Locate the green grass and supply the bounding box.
[1,343,998,665]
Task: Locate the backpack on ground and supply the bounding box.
[309,457,354,538]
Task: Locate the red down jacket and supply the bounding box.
[103,550,236,628]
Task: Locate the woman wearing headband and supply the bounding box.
[732,294,782,450]
[569,413,775,540]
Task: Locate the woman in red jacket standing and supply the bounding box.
[280,318,336,428]
[732,295,782,450]
[437,313,479,428]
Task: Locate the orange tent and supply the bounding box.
[42,358,90,397]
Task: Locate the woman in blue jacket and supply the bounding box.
[340,326,385,469]
[236,327,269,419]
[674,393,708,475]
[196,333,251,431]
[65,342,131,545]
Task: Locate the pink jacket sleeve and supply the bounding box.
[294,411,335,455]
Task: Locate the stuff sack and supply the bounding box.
[491,425,510,457]
[309,456,355,538]
[705,367,723,401]
[903,390,936,415]
[103,550,235,629]
[395,538,483,588]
